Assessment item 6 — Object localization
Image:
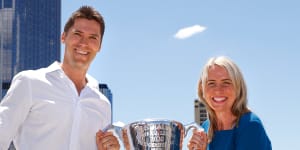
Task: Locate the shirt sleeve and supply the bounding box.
[235,121,272,150]
[0,72,33,149]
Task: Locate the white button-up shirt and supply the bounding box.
[0,62,111,150]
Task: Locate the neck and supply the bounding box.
[61,63,88,95]
[215,111,236,130]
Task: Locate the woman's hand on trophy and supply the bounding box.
[96,130,120,150]
[187,129,208,150]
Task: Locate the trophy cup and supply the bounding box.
[105,118,203,150]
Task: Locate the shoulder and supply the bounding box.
[235,112,272,149]
[12,67,50,82]
[11,62,59,85]
[236,112,269,137]
[86,74,100,90]
[238,112,264,128]
[12,69,41,81]
[85,74,111,104]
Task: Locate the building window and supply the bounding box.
[4,0,13,8]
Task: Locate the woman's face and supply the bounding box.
[204,65,236,114]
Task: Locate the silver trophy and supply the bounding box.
[105,118,203,150]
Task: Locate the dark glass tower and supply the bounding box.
[99,84,113,121]
[0,0,61,99]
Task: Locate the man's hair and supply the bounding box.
[63,6,105,40]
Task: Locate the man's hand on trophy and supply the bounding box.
[122,128,131,150]
[96,130,120,150]
[187,129,208,150]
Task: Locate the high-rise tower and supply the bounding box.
[99,83,113,121]
[0,0,61,99]
[194,99,208,125]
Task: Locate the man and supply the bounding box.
[0,6,120,150]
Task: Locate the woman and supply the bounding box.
[188,56,272,150]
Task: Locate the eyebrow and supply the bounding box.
[222,79,232,82]
[207,79,232,82]
[72,29,100,37]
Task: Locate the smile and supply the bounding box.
[75,49,88,55]
[212,96,226,102]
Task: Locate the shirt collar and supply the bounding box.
[46,61,99,90]
[46,61,63,73]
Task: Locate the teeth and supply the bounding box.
[213,97,226,102]
[76,49,88,55]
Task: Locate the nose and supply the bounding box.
[214,85,224,94]
[79,36,88,46]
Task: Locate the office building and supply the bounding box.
[99,84,113,103]
[99,83,113,121]
[0,0,61,99]
[194,99,207,125]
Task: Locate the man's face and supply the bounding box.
[61,18,102,69]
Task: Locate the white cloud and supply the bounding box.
[174,25,206,39]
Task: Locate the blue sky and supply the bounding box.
[62,1,300,149]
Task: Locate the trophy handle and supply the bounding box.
[184,122,204,137]
[103,121,125,141]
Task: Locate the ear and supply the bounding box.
[61,32,66,43]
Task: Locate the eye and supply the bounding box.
[88,35,100,42]
[73,32,81,36]
[222,81,232,87]
[89,36,97,40]
[207,82,216,87]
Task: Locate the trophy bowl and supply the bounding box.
[107,118,202,150]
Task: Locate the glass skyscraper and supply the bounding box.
[99,83,113,120]
[0,0,61,99]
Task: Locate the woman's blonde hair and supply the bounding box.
[198,56,249,141]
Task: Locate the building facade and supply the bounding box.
[0,0,61,99]
[99,83,113,121]
[194,99,207,125]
